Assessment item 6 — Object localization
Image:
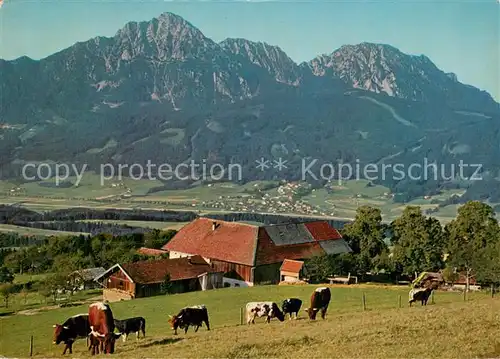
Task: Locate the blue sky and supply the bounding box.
[1,0,499,100]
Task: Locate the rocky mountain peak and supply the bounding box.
[305,42,499,109]
[220,38,301,85]
[112,12,218,61]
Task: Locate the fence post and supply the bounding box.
[29,335,33,357]
[463,289,467,302]
[362,293,366,311]
[239,307,243,325]
[398,295,401,308]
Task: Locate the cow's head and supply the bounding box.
[52,324,70,344]
[271,303,285,322]
[304,307,320,320]
[168,314,183,335]
[89,327,120,354]
[281,299,290,313]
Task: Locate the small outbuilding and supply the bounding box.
[280,259,305,283]
[68,267,106,291]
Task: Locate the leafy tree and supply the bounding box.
[0,266,14,284]
[20,285,29,305]
[160,273,173,294]
[144,229,177,249]
[445,201,500,291]
[0,283,14,308]
[304,255,332,283]
[474,240,500,285]
[43,273,69,303]
[391,206,444,277]
[441,265,459,285]
[341,206,387,275]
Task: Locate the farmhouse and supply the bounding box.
[95,256,223,302]
[68,267,106,291]
[163,218,352,287]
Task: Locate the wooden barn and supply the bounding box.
[95,256,223,302]
[163,218,352,287]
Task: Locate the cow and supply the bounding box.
[88,302,121,355]
[304,287,331,320]
[281,298,302,320]
[52,314,91,355]
[408,287,434,307]
[246,302,285,324]
[168,305,210,335]
[113,317,146,342]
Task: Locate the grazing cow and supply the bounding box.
[304,287,331,320]
[246,302,285,324]
[168,305,210,335]
[409,287,434,307]
[88,302,121,355]
[282,298,302,320]
[114,317,146,342]
[52,314,90,355]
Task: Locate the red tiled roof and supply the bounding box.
[163,218,259,266]
[163,218,350,267]
[455,273,477,285]
[304,221,342,240]
[118,255,214,284]
[255,228,325,265]
[137,247,168,256]
[280,259,304,273]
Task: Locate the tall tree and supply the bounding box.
[0,266,14,284]
[445,201,500,291]
[391,206,444,277]
[341,206,387,275]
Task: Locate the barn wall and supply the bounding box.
[104,269,135,296]
[210,260,253,283]
[168,251,192,259]
[254,263,281,285]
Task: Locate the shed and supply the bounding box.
[68,267,106,291]
[280,259,305,283]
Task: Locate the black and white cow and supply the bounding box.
[281,298,302,320]
[168,305,210,335]
[52,314,90,355]
[113,317,146,342]
[304,287,331,320]
[246,302,285,324]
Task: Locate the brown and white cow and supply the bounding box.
[88,302,121,355]
[304,287,331,320]
[245,302,285,324]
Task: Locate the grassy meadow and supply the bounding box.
[0,284,496,358]
[0,176,473,226]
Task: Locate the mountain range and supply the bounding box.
[1,12,499,202]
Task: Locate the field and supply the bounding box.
[0,224,89,236]
[0,176,478,224]
[77,220,188,231]
[0,284,496,358]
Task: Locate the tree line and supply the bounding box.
[305,201,500,290]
